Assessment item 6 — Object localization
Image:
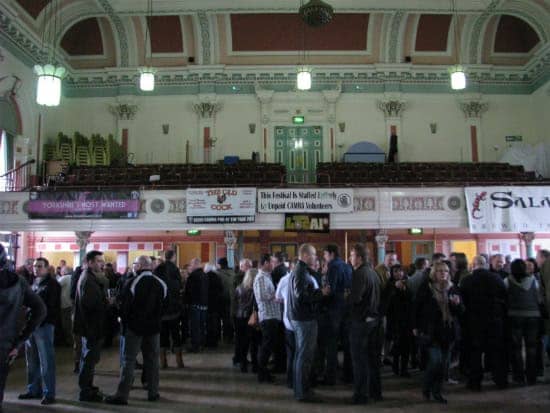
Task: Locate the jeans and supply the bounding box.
[509,316,539,384]
[0,346,10,407]
[285,329,296,388]
[349,319,380,401]
[116,330,160,400]
[424,345,447,396]
[79,337,103,398]
[290,320,318,400]
[189,306,207,351]
[258,319,280,379]
[25,324,56,398]
[160,318,183,351]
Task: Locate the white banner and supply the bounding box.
[258,188,353,213]
[465,186,550,233]
[186,188,256,224]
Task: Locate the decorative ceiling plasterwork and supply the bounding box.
[96,0,129,67]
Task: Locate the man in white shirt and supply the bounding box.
[57,266,73,346]
[253,253,281,383]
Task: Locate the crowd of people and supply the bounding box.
[1,242,550,410]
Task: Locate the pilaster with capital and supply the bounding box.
[322,84,342,161]
[377,98,406,158]
[224,231,237,269]
[375,231,389,266]
[75,231,94,265]
[193,94,222,163]
[255,85,274,162]
[520,232,536,258]
[459,99,488,162]
[109,99,138,159]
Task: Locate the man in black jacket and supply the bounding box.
[348,243,381,405]
[106,256,167,405]
[185,258,209,352]
[461,255,508,390]
[0,244,46,413]
[18,257,61,405]
[154,250,184,368]
[288,244,330,402]
[73,250,107,402]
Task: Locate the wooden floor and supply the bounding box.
[3,343,550,413]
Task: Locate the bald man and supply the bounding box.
[106,256,167,405]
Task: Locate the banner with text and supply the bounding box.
[28,190,140,219]
[284,213,330,232]
[258,189,353,213]
[465,186,550,233]
[186,188,256,224]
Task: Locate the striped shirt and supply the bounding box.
[253,269,281,322]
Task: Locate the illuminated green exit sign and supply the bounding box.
[292,116,305,124]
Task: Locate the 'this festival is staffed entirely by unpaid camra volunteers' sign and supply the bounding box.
[258,189,353,213]
[465,186,550,233]
[186,188,256,224]
[27,190,140,219]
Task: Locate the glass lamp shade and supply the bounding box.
[296,69,312,91]
[450,66,467,90]
[139,68,156,91]
[34,64,66,106]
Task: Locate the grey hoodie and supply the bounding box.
[504,274,541,318]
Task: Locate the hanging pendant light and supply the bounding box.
[34,64,66,106]
[35,0,66,106]
[448,0,466,90]
[139,0,155,92]
[449,65,466,90]
[139,67,156,91]
[297,67,312,91]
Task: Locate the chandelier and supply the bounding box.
[35,0,66,106]
[449,0,466,90]
[299,0,334,27]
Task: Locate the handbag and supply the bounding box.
[248,310,259,329]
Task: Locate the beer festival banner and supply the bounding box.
[27,190,140,219]
[186,188,256,224]
[465,186,550,233]
[258,189,353,213]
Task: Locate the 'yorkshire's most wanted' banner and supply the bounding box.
[28,190,140,219]
[465,186,550,233]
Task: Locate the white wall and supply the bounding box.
[40,89,548,165]
[531,79,550,141]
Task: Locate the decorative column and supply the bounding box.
[255,85,274,162]
[520,232,536,259]
[224,231,237,269]
[193,95,222,164]
[459,100,488,162]
[75,231,93,266]
[109,100,138,161]
[377,98,407,161]
[375,231,389,266]
[322,83,342,162]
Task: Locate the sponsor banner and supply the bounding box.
[465,186,550,233]
[258,188,353,213]
[28,190,140,219]
[284,213,330,233]
[186,188,256,224]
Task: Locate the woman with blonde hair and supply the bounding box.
[234,268,259,373]
[413,262,463,404]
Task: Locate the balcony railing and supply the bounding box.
[0,159,35,191]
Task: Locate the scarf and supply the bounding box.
[429,280,452,322]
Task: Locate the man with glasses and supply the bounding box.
[0,244,46,413]
[106,256,167,405]
[18,257,61,405]
[73,250,107,402]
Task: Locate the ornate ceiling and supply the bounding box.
[1,0,550,95]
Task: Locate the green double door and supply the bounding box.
[274,126,323,184]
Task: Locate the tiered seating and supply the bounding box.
[316,162,544,186]
[52,162,286,189]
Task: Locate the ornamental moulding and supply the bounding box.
[459,101,489,118]
[109,103,138,120]
[377,99,406,118]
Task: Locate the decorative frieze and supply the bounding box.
[0,201,18,215]
[354,196,376,212]
[392,196,445,211]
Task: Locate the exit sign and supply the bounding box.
[292,116,305,124]
[505,135,522,142]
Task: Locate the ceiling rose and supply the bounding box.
[299,0,334,27]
